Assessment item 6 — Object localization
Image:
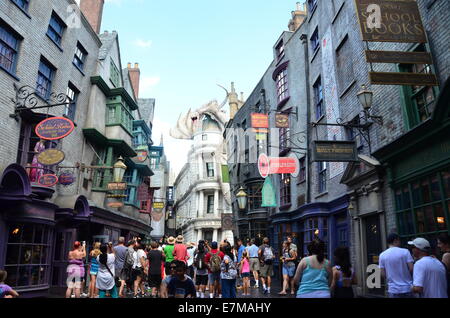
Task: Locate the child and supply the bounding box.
[239,250,251,296]
[0,270,19,298]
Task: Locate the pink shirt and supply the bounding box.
[173,244,188,263]
[241,258,250,273]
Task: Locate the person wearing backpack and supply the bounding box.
[205,241,224,298]
[194,240,208,298]
[258,237,275,294]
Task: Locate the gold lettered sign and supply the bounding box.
[37,149,65,166]
[354,0,427,43]
[108,202,124,209]
[152,202,165,210]
[365,50,433,64]
[107,182,127,191]
[275,113,289,128]
[369,72,439,86]
[312,140,359,162]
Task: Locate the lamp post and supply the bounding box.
[357,85,374,111]
[113,156,127,183]
[236,187,248,211]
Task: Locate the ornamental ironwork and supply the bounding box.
[11,84,71,115]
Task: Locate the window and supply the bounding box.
[310,27,319,52]
[36,58,55,99]
[276,40,285,60]
[279,126,290,152]
[345,117,364,152]
[336,36,355,94]
[106,101,134,133]
[202,134,207,141]
[47,12,65,46]
[276,68,289,104]
[206,163,215,178]
[11,0,29,12]
[303,217,328,257]
[299,157,306,182]
[318,162,327,193]
[308,0,318,12]
[248,184,263,210]
[5,224,52,288]
[395,168,450,243]
[313,77,323,120]
[400,45,437,128]
[0,21,20,74]
[280,173,291,206]
[207,195,214,214]
[73,42,87,71]
[65,83,79,121]
[110,59,120,87]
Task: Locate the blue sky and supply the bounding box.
[101,0,300,174]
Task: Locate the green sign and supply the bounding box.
[221,165,230,183]
[261,177,277,208]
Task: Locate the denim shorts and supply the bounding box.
[282,264,296,277]
[208,272,221,283]
[241,272,250,278]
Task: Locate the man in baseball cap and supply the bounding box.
[408,238,448,298]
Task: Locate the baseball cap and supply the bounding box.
[408,238,431,251]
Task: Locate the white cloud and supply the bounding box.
[134,39,152,48]
[139,76,161,97]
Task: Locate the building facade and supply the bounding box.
[0,0,156,296]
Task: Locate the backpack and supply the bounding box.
[124,248,134,269]
[209,251,221,273]
[263,246,274,265]
[194,251,207,270]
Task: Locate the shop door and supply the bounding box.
[364,214,384,296]
[52,229,76,287]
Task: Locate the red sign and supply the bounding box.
[108,202,124,209]
[136,151,148,162]
[38,174,58,187]
[251,113,269,128]
[137,184,150,201]
[258,154,299,178]
[59,172,75,186]
[35,117,75,141]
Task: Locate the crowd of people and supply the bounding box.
[0,232,448,299]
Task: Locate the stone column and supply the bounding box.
[213,229,218,242]
[214,190,219,217]
[198,154,203,179]
[198,191,204,218]
[197,229,203,242]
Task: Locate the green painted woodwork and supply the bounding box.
[110,58,120,88]
[90,76,138,110]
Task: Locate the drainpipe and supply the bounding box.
[301,34,312,204]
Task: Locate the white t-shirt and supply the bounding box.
[379,247,414,294]
[96,254,115,291]
[187,247,196,267]
[413,256,448,298]
[133,249,147,269]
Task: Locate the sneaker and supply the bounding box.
[263,288,268,294]
[80,293,88,298]
[70,294,75,298]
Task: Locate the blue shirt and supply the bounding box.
[237,245,245,263]
[246,245,259,258]
[297,257,330,295]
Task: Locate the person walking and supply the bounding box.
[246,239,260,289]
[88,242,101,298]
[331,247,357,298]
[437,233,450,298]
[220,244,238,298]
[65,241,86,298]
[294,239,332,298]
[163,236,176,275]
[113,237,128,298]
[186,242,196,279]
[235,239,246,289]
[239,250,251,296]
[409,238,448,298]
[379,233,414,298]
[0,270,19,298]
[279,241,297,295]
[194,240,209,298]
[132,241,147,298]
[96,243,118,298]
[173,235,189,265]
[205,241,224,298]
[258,237,275,294]
[147,241,165,298]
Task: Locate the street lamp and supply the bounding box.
[357,85,373,111]
[113,156,127,182]
[236,187,248,210]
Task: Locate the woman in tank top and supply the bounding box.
[331,247,357,298]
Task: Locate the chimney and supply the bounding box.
[228,82,239,120]
[80,0,105,34]
[128,63,140,99]
[288,2,307,32]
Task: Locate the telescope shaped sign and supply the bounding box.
[258,153,299,178]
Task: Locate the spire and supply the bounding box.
[229,82,239,120]
[160,134,164,146]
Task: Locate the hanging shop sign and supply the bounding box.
[275,113,290,128]
[256,133,267,141]
[152,202,165,210]
[354,0,427,43]
[221,214,234,231]
[251,113,269,128]
[106,194,127,198]
[58,171,75,186]
[136,150,148,162]
[35,117,75,140]
[312,140,359,162]
[137,184,150,201]
[258,153,299,178]
[365,50,433,64]
[37,149,65,166]
[369,71,438,86]
[38,174,58,187]
[107,182,127,191]
[261,177,277,208]
[107,202,124,209]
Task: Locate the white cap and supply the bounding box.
[408,238,431,251]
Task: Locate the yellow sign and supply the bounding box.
[152,202,165,209]
[37,149,65,166]
[107,202,124,208]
